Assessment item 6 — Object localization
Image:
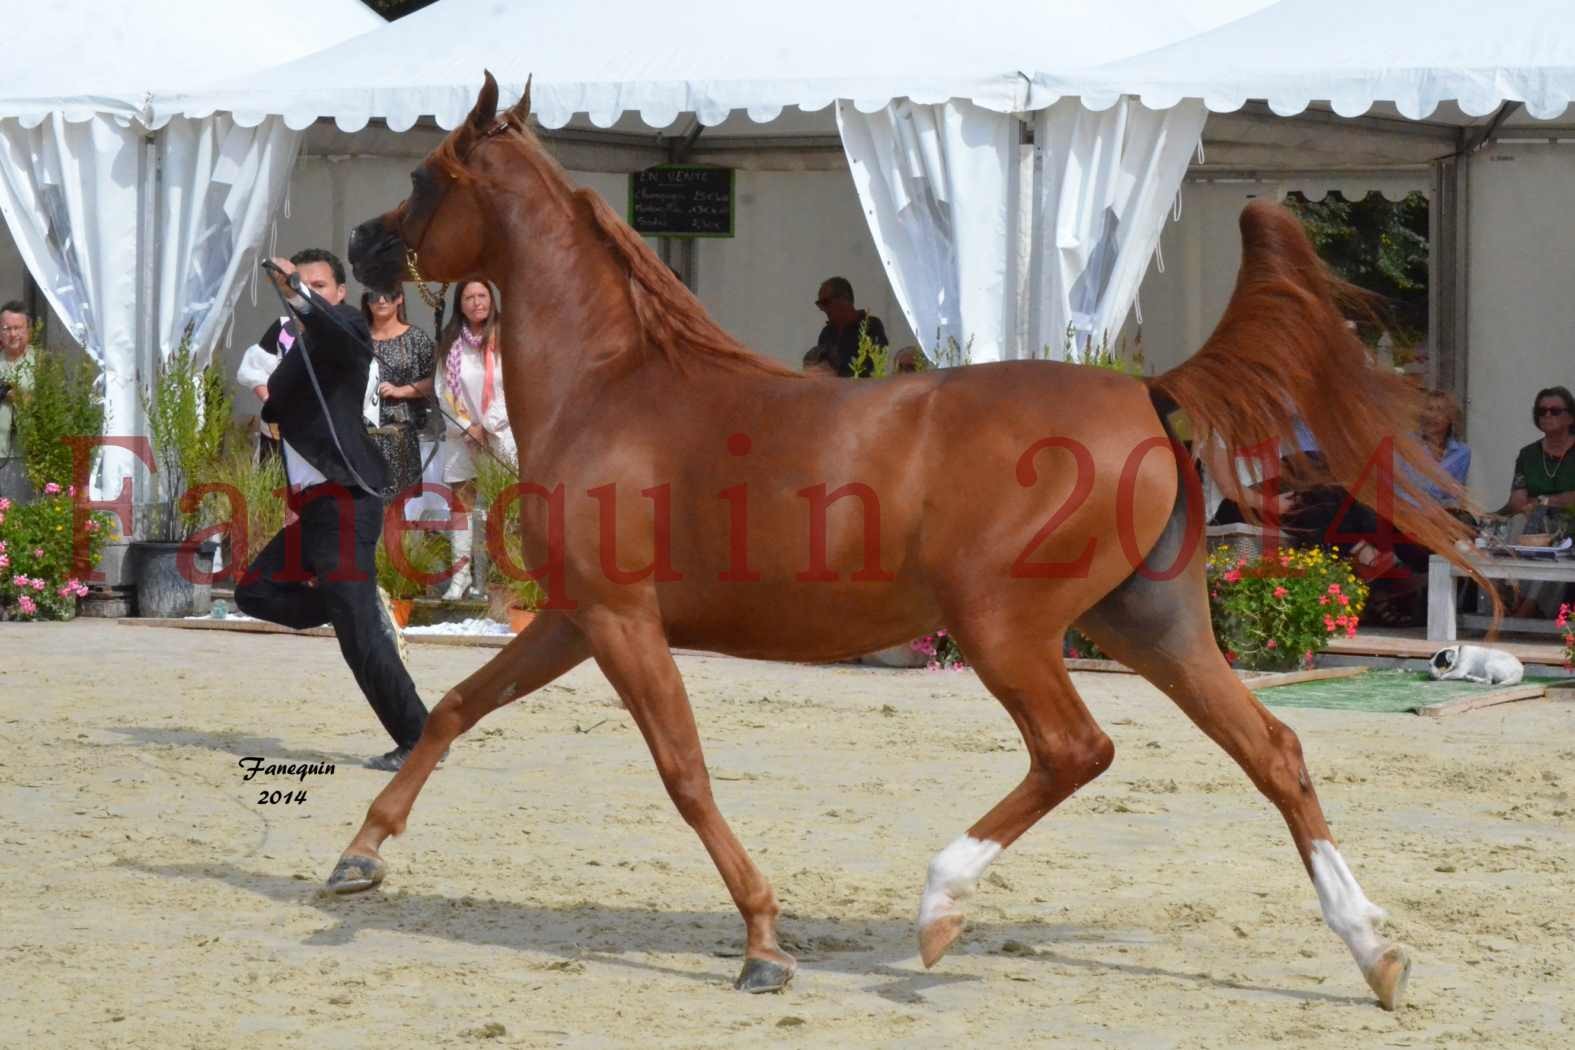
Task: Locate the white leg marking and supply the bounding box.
[1309,840,1388,971]
[919,835,1003,929]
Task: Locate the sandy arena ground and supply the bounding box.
[1,619,1572,1048]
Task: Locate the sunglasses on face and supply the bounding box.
[1536,406,1568,418]
[365,291,398,304]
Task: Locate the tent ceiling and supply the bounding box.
[0,0,383,126]
[1032,0,1575,121]
[149,0,1275,131]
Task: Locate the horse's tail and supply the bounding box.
[1148,199,1496,614]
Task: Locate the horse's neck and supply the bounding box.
[495,227,649,433]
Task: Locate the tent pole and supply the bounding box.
[132,132,160,527]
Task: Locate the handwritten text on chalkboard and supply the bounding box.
[629,165,735,238]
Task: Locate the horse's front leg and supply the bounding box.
[583,612,794,992]
[326,613,591,892]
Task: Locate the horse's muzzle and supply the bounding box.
[348,216,405,289]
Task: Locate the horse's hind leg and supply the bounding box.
[1075,509,1411,1009]
[914,622,1114,968]
[579,614,794,993]
[327,613,591,892]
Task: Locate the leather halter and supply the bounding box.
[403,118,515,307]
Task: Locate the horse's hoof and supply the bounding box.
[1364,943,1412,1011]
[326,852,386,895]
[734,955,796,994]
[918,913,964,968]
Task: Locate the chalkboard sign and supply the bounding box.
[628,165,735,238]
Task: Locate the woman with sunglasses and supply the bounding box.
[1503,386,1575,516]
[361,286,436,504]
[1493,385,1575,617]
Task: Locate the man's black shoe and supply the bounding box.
[364,746,412,772]
[364,745,447,772]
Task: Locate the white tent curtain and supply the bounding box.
[1030,97,1206,358]
[836,99,1019,363]
[0,114,144,498]
[157,116,301,367]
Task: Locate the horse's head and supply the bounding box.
[348,71,529,289]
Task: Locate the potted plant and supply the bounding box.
[192,432,287,584]
[0,484,113,621]
[376,528,452,627]
[1206,544,1369,671]
[133,329,229,617]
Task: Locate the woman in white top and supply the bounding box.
[433,280,515,598]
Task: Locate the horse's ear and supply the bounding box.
[508,75,533,125]
[468,71,500,132]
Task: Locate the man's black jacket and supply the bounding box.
[261,291,389,495]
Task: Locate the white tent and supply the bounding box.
[0,0,381,501]
[1032,0,1575,120]
[151,0,1276,363]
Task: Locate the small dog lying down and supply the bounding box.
[1429,644,1525,686]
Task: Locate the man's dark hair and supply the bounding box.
[290,248,347,286]
[0,299,28,319]
[822,276,855,304]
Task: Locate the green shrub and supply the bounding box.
[13,336,105,490]
[143,328,230,541]
[0,486,114,621]
[1206,545,1368,671]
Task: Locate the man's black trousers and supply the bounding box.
[235,484,428,748]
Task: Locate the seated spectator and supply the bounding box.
[1489,385,1575,617]
[810,276,887,377]
[1365,390,1474,626]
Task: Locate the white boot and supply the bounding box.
[442,525,473,601]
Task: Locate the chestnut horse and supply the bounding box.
[335,73,1484,1007]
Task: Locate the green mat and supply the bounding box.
[1258,670,1563,714]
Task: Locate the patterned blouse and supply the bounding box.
[373,325,436,429]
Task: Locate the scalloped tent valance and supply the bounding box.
[0,0,382,127]
[1029,0,1575,123]
[147,0,1575,131]
[146,0,1277,132]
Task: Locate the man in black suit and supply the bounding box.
[235,248,429,772]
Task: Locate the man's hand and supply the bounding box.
[378,382,408,400]
[252,384,269,403]
[265,256,297,293]
[465,423,486,447]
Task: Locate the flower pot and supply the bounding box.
[389,598,414,628]
[128,540,215,618]
[507,605,536,633]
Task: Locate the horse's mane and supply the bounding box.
[442,115,802,381]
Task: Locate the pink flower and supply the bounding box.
[950,661,967,672]
[926,660,942,672]
[936,628,948,638]
[1557,603,1570,629]
[1273,586,1289,599]
[1345,625,1357,638]
[67,485,76,497]
[0,555,8,568]
[0,497,10,510]
[43,482,60,495]
[30,578,44,592]
[12,574,29,587]
[1266,639,1278,649]
[17,595,36,615]
[1338,594,1350,606]
[1318,595,1329,606]
[32,548,43,559]
[1328,583,1342,594]
[84,519,99,533]
[1323,615,1336,631]
[1224,650,1239,665]
[1236,558,1247,569]
[1223,569,1243,584]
